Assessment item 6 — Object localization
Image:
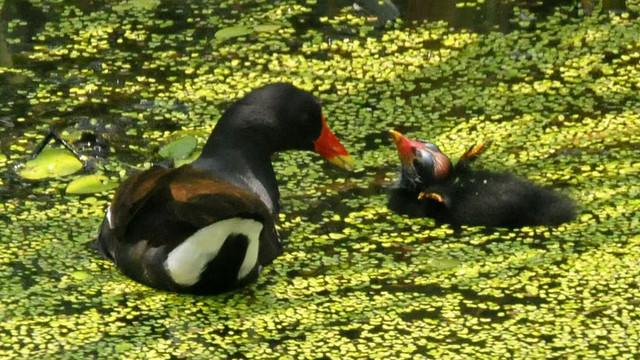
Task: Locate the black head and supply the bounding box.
[389,130,453,190]
[237,83,322,149]
[204,83,354,170]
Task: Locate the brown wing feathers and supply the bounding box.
[101,165,280,265]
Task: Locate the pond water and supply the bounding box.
[1,0,639,358]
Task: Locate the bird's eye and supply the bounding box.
[413,149,435,170]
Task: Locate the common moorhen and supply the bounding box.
[387,130,575,228]
[95,83,355,294]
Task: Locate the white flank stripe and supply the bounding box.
[106,206,114,229]
[164,218,263,286]
[236,220,262,281]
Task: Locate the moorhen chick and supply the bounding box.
[387,130,575,228]
[95,83,355,294]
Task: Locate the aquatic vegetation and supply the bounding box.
[0,0,639,358]
[157,136,198,162]
[16,147,83,180]
[66,174,118,194]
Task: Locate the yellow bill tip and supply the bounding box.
[327,154,356,171]
[388,129,405,144]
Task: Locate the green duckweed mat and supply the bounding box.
[1,0,639,358]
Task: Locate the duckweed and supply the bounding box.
[1,0,640,358]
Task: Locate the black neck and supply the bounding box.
[399,167,457,195]
[188,84,321,215]
[398,168,422,194]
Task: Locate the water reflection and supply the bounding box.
[316,0,630,32]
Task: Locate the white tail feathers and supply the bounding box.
[164,218,263,286]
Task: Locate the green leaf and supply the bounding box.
[215,26,253,40]
[18,148,83,180]
[113,0,160,12]
[429,258,462,270]
[253,24,281,33]
[158,136,197,161]
[66,174,119,194]
[131,0,160,9]
[71,271,90,280]
[174,149,202,167]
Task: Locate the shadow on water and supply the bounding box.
[299,0,586,34]
[401,0,582,31]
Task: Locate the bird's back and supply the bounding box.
[441,171,576,227]
[94,165,281,294]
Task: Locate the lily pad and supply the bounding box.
[429,258,462,270]
[66,174,119,194]
[174,149,202,168]
[214,26,253,39]
[254,24,281,33]
[70,271,90,280]
[17,148,83,180]
[158,136,198,161]
[130,0,160,9]
[113,0,160,12]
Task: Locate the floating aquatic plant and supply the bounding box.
[16,148,83,180]
[0,0,639,358]
[66,174,119,194]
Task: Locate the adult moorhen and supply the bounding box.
[94,83,355,294]
[387,130,575,228]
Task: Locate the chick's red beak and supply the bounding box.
[389,129,416,166]
[313,115,355,171]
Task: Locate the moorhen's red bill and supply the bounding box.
[94,83,355,294]
[387,130,576,228]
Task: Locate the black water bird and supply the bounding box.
[95,83,355,294]
[387,130,575,228]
